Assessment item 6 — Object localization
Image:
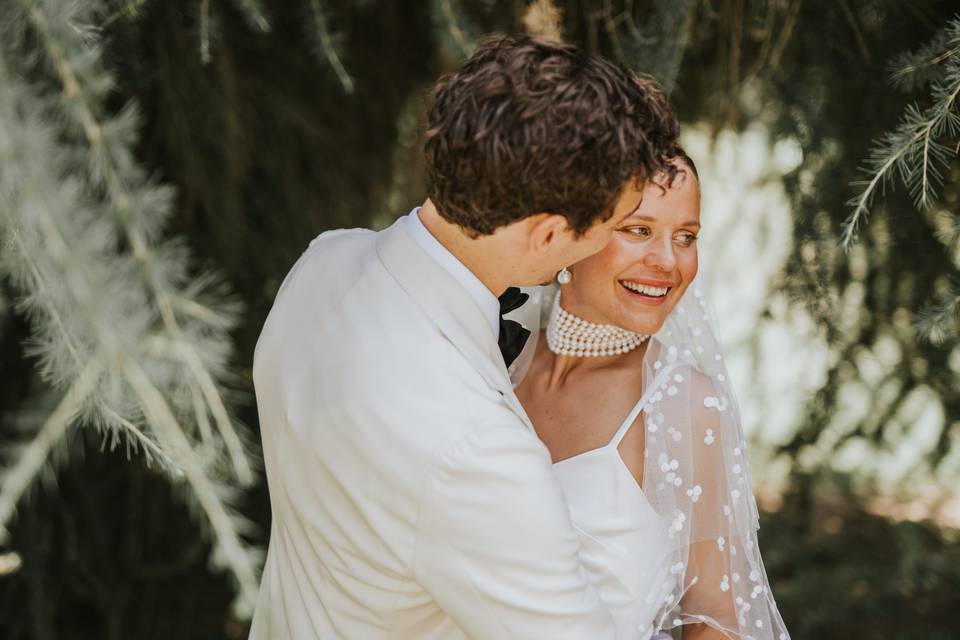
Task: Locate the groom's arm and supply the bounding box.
[413,426,616,638]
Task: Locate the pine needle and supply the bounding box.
[844,17,960,249]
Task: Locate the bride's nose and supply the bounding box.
[643,235,677,272]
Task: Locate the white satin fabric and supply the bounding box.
[553,362,684,640]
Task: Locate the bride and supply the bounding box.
[512,151,790,640]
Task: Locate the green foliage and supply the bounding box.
[764,473,960,640]
[611,0,696,93]
[846,16,960,246]
[0,0,261,617]
[432,0,481,60]
[843,15,960,345]
[228,0,271,33]
[306,0,356,93]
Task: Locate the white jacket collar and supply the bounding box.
[376,217,533,431]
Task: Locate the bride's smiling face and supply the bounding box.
[561,161,700,336]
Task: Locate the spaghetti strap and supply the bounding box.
[609,362,678,448]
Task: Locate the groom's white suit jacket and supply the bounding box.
[249,217,615,639]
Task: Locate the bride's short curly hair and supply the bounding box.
[424,35,679,237]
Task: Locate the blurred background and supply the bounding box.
[1,0,958,638]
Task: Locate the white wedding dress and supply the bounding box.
[552,362,682,640]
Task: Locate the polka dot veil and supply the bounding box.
[636,271,789,639]
[508,273,790,639]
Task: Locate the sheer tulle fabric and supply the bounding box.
[508,273,790,639]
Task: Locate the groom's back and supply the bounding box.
[250,226,521,638]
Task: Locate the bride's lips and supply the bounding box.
[618,279,673,306]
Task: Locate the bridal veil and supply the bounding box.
[508,270,790,640]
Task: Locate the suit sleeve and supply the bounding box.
[412,426,616,639]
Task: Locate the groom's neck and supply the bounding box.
[418,199,515,297]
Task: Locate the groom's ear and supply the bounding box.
[525,213,571,255]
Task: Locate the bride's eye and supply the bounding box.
[623,226,651,238]
[675,232,698,247]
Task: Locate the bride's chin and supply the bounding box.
[610,309,661,337]
[632,320,662,337]
[615,297,666,329]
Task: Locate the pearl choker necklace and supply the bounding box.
[546,292,649,357]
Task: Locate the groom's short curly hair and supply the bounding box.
[424,35,679,237]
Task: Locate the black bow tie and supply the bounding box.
[498,287,531,368]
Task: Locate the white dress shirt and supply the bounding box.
[402,207,501,339]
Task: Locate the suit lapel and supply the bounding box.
[375,219,534,431]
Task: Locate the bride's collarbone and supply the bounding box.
[518,368,646,465]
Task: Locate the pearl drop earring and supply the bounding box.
[557,267,572,284]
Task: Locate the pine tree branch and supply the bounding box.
[0,358,102,544]
[617,0,696,93]
[308,0,355,94]
[843,137,912,248]
[893,44,960,85]
[177,341,250,479]
[0,1,263,616]
[199,0,213,65]
[228,0,270,33]
[439,0,473,57]
[768,0,801,71]
[190,384,216,454]
[431,0,477,60]
[844,47,960,248]
[920,78,960,208]
[120,359,260,616]
[890,19,960,91]
[24,0,254,485]
[100,406,178,469]
[3,224,85,373]
[102,0,149,28]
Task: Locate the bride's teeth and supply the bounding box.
[622,281,669,297]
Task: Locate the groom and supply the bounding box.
[250,36,678,639]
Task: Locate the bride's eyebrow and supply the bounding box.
[626,214,701,228]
